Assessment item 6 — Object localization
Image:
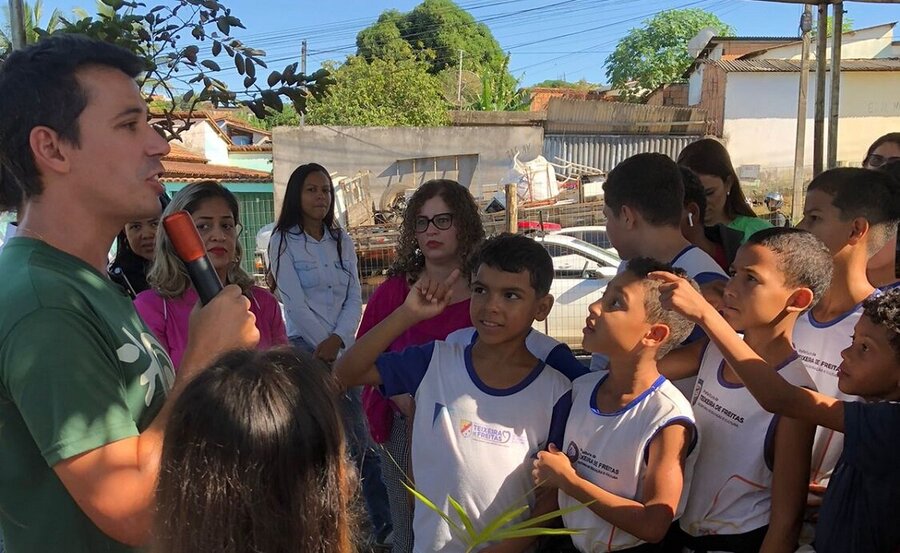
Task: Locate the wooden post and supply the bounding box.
[791,5,812,224]
[813,2,828,176]
[505,183,518,234]
[827,1,844,169]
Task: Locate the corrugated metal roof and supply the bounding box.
[544,135,698,173]
[710,58,900,72]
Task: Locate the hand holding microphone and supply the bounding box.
[163,210,224,305]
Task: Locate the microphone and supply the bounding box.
[163,210,223,305]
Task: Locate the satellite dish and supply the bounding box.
[687,27,717,59]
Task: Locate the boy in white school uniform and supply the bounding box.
[533,258,699,553]
[336,233,587,553]
[791,168,900,532]
[656,228,831,552]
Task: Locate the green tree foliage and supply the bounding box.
[357,0,508,79]
[306,56,449,127]
[472,55,529,112]
[605,9,734,102]
[9,0,331,138]
[0,0,64,55]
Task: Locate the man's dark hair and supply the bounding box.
[603,153,684,227]
[745,228,833,311]
[680,166,707,222]
[469,233,553,296]
[0,35,146,199]
[862,288,900,362]
[807,167,900,255]
[623,258,698,359]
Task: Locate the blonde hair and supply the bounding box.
[148,180,254,298]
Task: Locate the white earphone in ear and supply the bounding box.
[688,212,694,227]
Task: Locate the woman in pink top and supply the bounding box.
[135,181,287,369]
[359,179,484,553]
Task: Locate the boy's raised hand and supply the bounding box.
[401,269,462,322]
[648,271,712,323]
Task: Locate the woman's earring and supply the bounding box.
[688,213,694,227]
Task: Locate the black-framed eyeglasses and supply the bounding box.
[866,154,900,168]
[414,212,454,233]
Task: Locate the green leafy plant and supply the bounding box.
[381,446,589,552]
[35,0,332,139]
[403,483,588,552]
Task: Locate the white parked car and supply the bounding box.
[530,233,620,351]
[550,225,614,252]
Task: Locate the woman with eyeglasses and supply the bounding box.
[863,133,900,289]
[134,180,287,370]
[359,179,485,553]
[267,163,393,548]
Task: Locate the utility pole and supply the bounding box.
[301,39,308,75]
[456,49,464,106]
[813,3,828,176]
[9,0,26,49]
[827,1,844,169]
[791,5,813,224]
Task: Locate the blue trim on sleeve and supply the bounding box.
[376,341,436,397]
[546,343,589,381]
[548,390,573,449]
[642,416,698,465]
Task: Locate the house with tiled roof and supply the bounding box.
[160,125,275,274]
[680,22,900,176]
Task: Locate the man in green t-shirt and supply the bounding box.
[0,36,260,552]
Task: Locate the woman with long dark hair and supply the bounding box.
[678,138,771,242]
[108,194,170,298]
[268,163,391,546]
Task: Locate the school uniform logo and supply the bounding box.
[566,441,580,463]
[459,419,517,445]
[460,419,474,438]
[692,378,704,406]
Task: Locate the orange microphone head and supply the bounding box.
[163,211,206,263]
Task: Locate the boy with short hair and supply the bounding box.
[595,154,728,394]
[792,168,900,521]
[654,267,900,553]
[532,258,699,553]
[657,228,830,552]
[335,233,587,553]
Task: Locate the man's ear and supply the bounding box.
[29,126,70,177]
[620,205,640,230]
[847,217,870,247]
[534,293,554,322]
[642,323,670,349]
[786,287,815,313]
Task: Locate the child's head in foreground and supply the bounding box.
[798,167,900,258]
[838,289,900,400]
[467,233,554,344]
[154,348,356,553]
[602,153,685,259]
[582,257,697,360]
[722,227,833,332]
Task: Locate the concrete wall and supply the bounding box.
[721,71,900,172]
[178,122,230,165]
[271,125,544,213]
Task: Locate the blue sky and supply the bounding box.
[39,0,900,88]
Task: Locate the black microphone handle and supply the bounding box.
[185,255,224,305]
